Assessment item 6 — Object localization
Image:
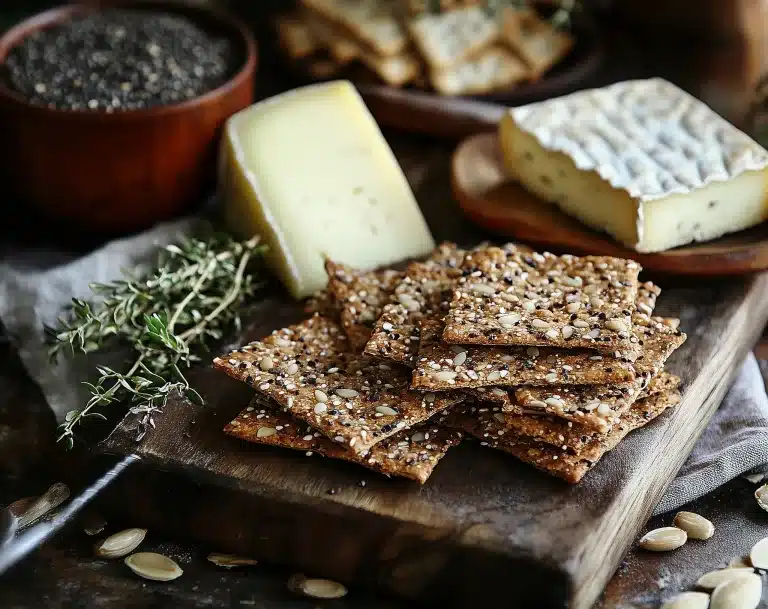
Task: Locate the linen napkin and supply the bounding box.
[1,220,767,514]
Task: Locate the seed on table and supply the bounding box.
[748,536,768,569]
[287,574,347,599]
[661,591,711,609]
[754,483,768,512]
[94,528,147,558]
[125,552,183,581]
[709,572,762,609]
[207,553,258,568]
[696,568,754,590]
[674,511,715,540]
[638,527,687,551]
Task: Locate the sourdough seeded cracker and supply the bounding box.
[430,46,529,96]
[443,248,641,352]
[408,6,499,69]
[500,7,574,79]
[501,372,681,455]
[226,397,462,483]
[447,389,680,483]
[363,244,467,366]
[512,378,645,433]
[412,283,672,391]
[301,0,407,57]
[213,316,464,454]
[325,261,404,351]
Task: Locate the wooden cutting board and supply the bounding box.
[99,273,768,609]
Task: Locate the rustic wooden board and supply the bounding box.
[99,271,768,609]
[453,133,768,276]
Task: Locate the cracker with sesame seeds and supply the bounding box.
[362,254,466,367]
[511,377,645,433]
[325,260,404,351]
[213,315,465,455]
[226,396,462,484]
[442,248,642,353]
[633,316,687,377]
[446,389,680,483]
[499,372,680,455]
[411,282,664,392]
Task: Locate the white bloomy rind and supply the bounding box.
[500,78,768,253]
[219,80,435,299]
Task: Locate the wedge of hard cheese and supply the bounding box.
[499,78,768,252]
[219,81,435,298]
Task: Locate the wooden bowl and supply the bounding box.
[0,1,257,234]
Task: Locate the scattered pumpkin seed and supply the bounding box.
[696,568,754,590]
[638,527,687,551]
[94,528,147,558]
[674,511,715,540]
[709,572,762,609]
[125,552,183,581]
[661,591,711,609]
[749,537,768,569]
[754,483,768,513]
[18,483,70,528]
[206,553,258,568]
[287,574,347,599]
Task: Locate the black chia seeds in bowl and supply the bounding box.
[3,8,238,112]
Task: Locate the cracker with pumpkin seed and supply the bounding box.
[500,372,681,454]
[408,6,499,70]
[362,247,467,367]
[325,260,404,352]
[443,248,641,353]
[213,315,464,455]
[446,389,680,483]
[412,282,663,392]
[226,397,462,483]
[511,377,646,433]
[633,316,687,377]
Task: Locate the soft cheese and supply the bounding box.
[219,81,435,299]
[499,78,768,252]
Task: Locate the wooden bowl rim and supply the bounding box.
[0,0,257,121]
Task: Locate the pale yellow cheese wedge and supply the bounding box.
[219,81,435,298]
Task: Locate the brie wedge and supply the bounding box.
[499,78,768,252]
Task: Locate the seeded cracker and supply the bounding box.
[213,316,464,454]
[305,288,338,318]
[500,8,574,79]
[430,47,529,96]
[362,246,467,367]
[512,378,645,433]
[412,282,663,391]
[325,261,404,351]
[443,248,641,352]
[446,389,681,483]
[226,397,462,483]
[500,372,681,455]
[634,316,687,377]
[300,0,407,57]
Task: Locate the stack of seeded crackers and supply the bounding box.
[274,0,574,95]
[214,243,686,484]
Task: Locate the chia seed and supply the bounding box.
[3,8,237,112]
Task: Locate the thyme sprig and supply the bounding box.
[47,234,267,448]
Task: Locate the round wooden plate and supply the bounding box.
[452,133,768,276]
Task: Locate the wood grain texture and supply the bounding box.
[0,1,257,234]
[452,133,768,276]
[99,273,768,609]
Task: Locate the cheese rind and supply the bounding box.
[499,78,768,252]
[219,81,435,298]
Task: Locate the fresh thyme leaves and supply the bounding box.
[47,234,267,448]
